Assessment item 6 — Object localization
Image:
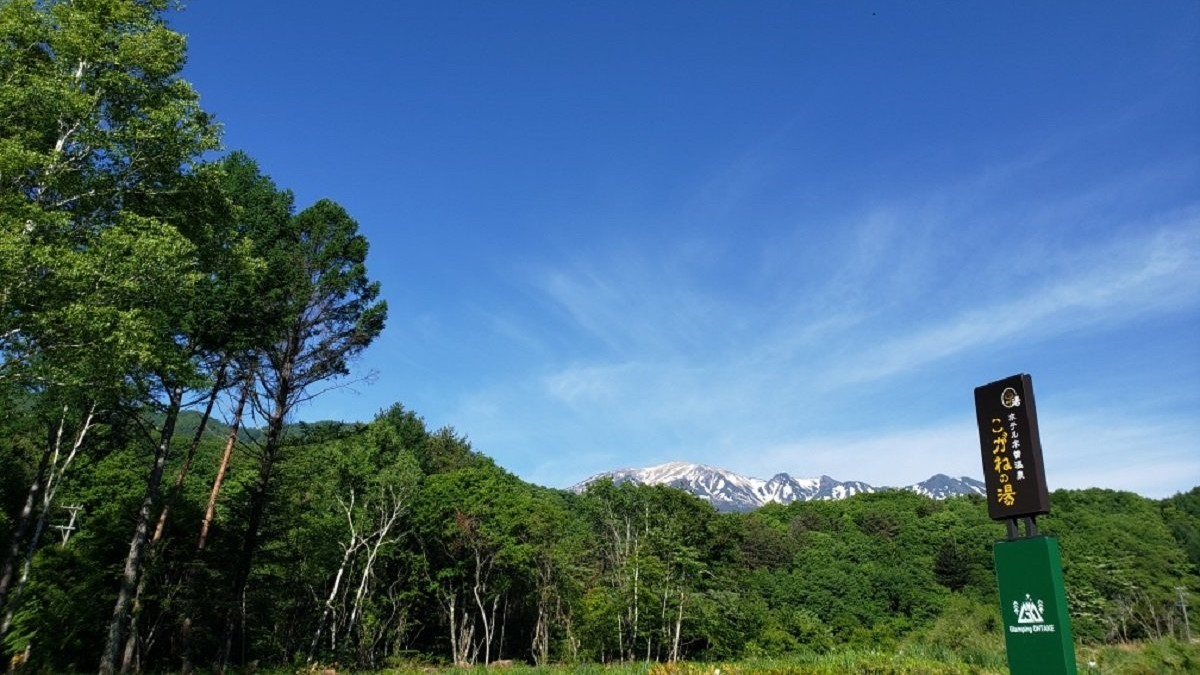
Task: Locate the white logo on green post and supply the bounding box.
[1014,594,1044,624]
[1009,593,1057,635]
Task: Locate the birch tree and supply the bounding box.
[414,463,541,666]
[305,423,420,666]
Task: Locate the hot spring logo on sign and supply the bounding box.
[1010,594,1056,633]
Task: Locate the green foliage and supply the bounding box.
[1,0,217,394]
[1040,488,1198,643]
[907,593,1005,670]
[1162,486,1200,574]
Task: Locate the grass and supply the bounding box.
[1077,638,1200,674]
[287,638,1199,674]
[357,650,1003,675]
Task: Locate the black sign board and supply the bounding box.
[974,374,1051,520]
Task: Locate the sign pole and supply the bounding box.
[975,374,1077,675]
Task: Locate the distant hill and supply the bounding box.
[171,410,255,443]
[165,410,360,445]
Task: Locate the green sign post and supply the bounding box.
[975,374,1078,675]
[993,536,1076,674]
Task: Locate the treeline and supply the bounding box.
[1,2,1198,673]
[2,404,1199,672]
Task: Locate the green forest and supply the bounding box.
[1,1,1198,673]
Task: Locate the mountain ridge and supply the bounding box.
[572,461,986,512]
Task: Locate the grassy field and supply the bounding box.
[288,638,1197,674]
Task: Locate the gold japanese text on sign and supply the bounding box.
[991,416,1016,506]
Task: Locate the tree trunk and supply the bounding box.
[447,591,458,665]
[153,361,228,544]
[217,438,276,671]
[121,364,227,672]
[443,587,474,666]
[532,560,551,665]
[671,589,685,662]
[199,372,251,551]
[100,386,184,675]
[176,372,251,674]
[2,405,96,640]
[308,493,360,662]
[0,422,55,622]
[217,371,289,672]
[472,549,495,665]
[347,496,401,643]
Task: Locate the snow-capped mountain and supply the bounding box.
[572,462,985,512]
[904,473,987,499]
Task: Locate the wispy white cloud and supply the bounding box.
[827,213,1200,387]
[537,249,728,356]
[542,361,636,404]
[531,208,1200,402]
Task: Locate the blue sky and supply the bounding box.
[170,2,1199,497]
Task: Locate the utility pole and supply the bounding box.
[54,505,84,545]
[1178,586,1192,643]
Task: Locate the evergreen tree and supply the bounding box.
[219,197,386,668]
